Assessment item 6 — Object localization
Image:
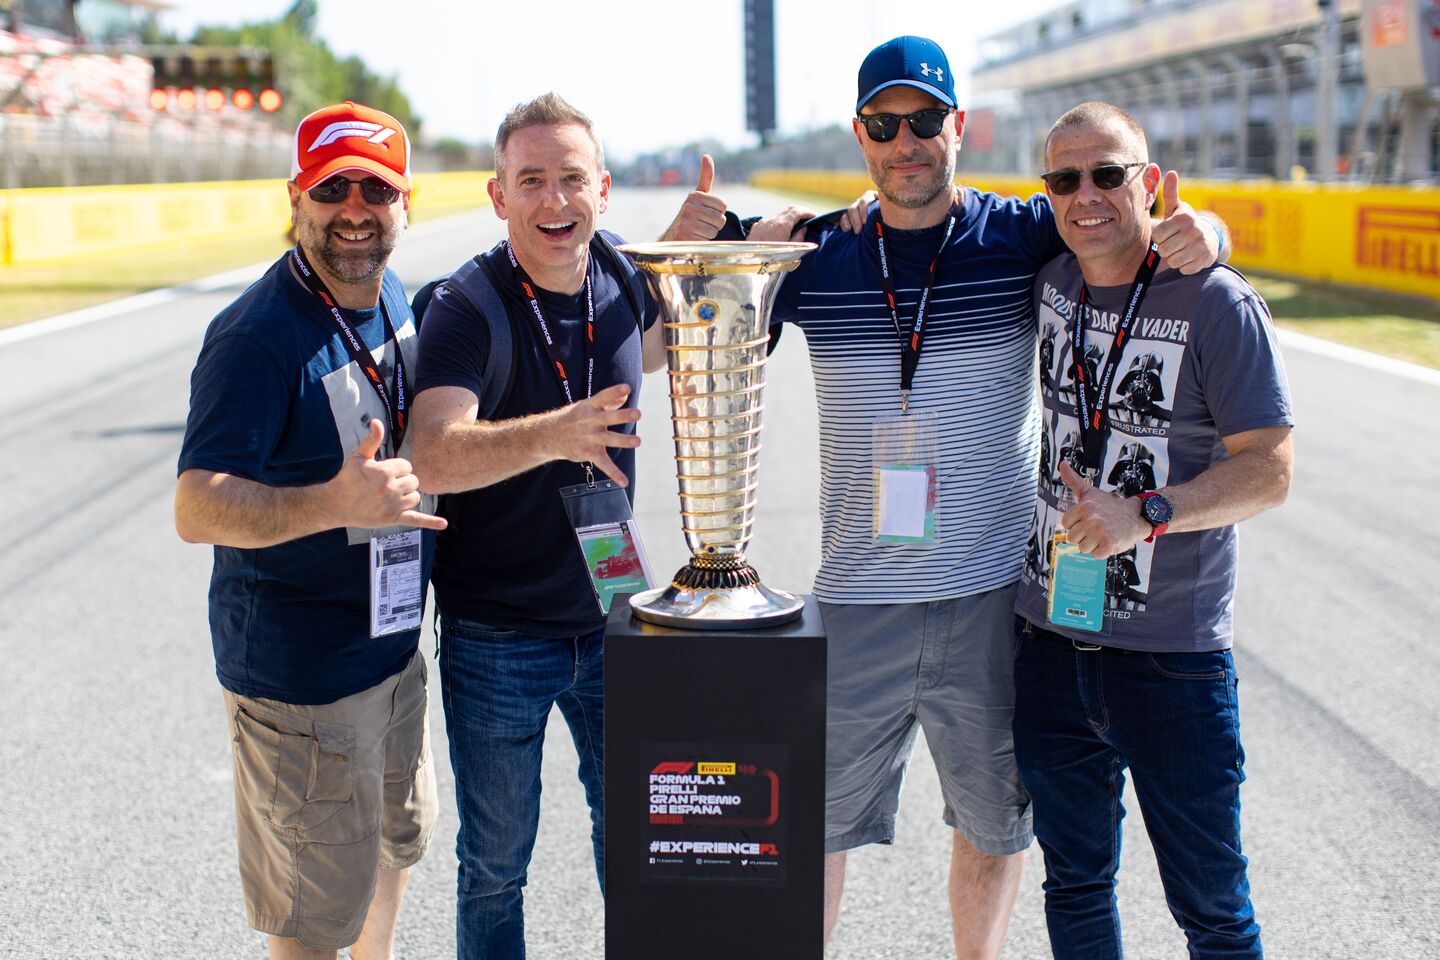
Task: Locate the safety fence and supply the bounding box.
[0,171,495,266]
[752,170,1440,302]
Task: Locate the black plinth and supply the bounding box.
[604,595,826,959]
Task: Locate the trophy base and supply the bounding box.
[630,560,804,630]
[604,596,826,957]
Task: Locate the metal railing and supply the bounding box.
[0,112,293,188]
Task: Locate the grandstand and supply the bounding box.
[0,0,289,187]
[968,0,1440,184]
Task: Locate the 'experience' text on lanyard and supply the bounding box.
[1070,243,1161,472]
[873,202,961,413]
[503,240,599,482]
[291,245,409,454]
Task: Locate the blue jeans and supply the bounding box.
[439,616,605,960]
[1012,620,1262,960]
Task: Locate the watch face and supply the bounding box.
[1142,494,1173,525]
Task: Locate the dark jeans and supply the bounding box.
[439,616,605,960]
[1012,620,1262,960]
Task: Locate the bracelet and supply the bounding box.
[1208,217,1225,260]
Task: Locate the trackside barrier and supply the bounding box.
[752,170,1440,301]
[0,171,495,267]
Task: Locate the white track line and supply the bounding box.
[0,209,489,349]
[1275,328,1440,387]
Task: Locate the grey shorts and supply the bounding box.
[222,651,438,950]
[820,585,1031,857]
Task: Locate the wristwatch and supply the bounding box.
[1136,491,1173,542]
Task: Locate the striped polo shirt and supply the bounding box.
[771,188,1066,604]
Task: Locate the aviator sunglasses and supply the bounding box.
[307,175,403,205]
[855,108,952,143]
[1040,162,1148,196]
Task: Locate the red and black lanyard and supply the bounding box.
[503,240,595,406]
[873,202,961,412]
[1070,243,1160,471]
[291,245,408,453]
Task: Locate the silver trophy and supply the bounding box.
[618,241,815,629]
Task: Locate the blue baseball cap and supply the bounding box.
[856,36,956,113]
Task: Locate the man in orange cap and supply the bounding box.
[176,101,445,960]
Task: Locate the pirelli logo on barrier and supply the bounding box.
[1206,198,1266,257]
[1356,207,1440,277]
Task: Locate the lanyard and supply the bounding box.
[290,245,408,453]
[873,201,960,413]
[503,241,595,406]
[1070,243,1161,471]
[503,241,600,484]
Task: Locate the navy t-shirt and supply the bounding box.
[178,253,433,703]
[414,231,656,636]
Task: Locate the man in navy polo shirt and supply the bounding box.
[409,93,662,959]
[176,102,445,960]
[680,36,1230,960]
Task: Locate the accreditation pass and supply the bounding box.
[370,529,423,637]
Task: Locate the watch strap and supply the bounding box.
[1137,491,1170,542]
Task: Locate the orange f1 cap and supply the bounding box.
[291,101,411,192]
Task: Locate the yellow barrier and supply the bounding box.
[412,170,495,215]
[0,171,495,267]
[752,170,1440,302]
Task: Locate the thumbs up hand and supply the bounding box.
[326,419,447,531]
[1057,462,1148,558]
[1150,170,1225,275]
[661,154,730,241]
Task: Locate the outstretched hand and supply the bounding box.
[1057,462,1147,558]
[544,383,642,486]
[661,154,728,241]
[1151,170,1222,275]
[330,419,447,531]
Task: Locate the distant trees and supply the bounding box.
[190,0,421,136]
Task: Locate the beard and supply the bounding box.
[867,145,957,210]
[295,206,403,286]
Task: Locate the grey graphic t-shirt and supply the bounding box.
[1015,256,1294,652]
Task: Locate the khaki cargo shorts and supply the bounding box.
[222,651,437,950]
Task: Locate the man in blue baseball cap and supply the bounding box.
[664,34,1230,959]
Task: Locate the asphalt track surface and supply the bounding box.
[1,185,1437,959]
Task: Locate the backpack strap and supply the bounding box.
[411,255,518,420]
[594,230,647,335]
[413,234,647,421]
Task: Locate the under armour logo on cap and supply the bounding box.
[856,36,957,112]
[291,101,412,192]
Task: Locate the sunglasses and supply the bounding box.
[306,175,402,205]
[1040,162,1148,196]
[855,108,951,143]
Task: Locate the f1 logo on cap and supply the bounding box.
[920,63,944,82]
[309,120,398,151]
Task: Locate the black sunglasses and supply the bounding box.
[855,108,951,143]
[1040,162,1147,196]
[307,175,402,205]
